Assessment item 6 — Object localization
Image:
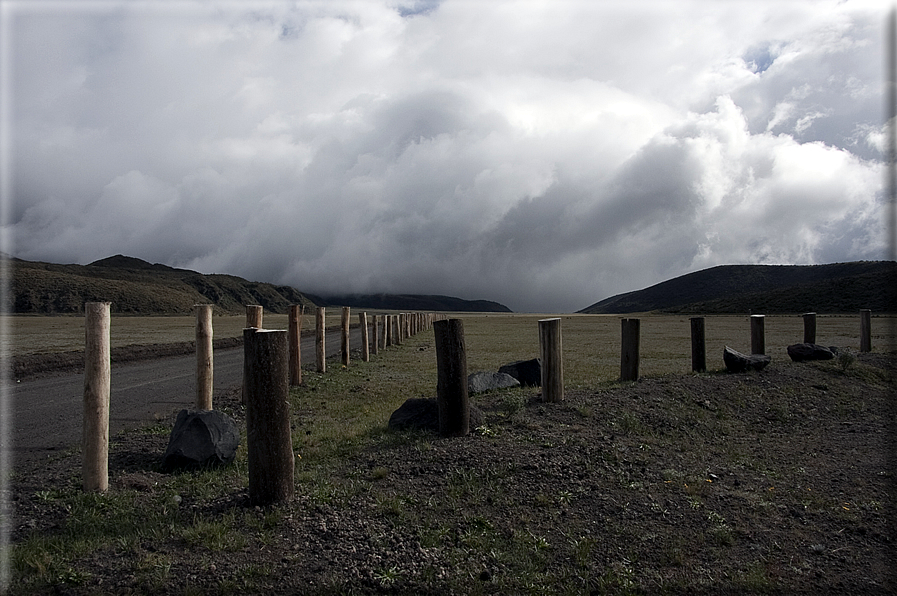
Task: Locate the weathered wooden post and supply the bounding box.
[803,312,817,344]
[341,306,351,367]
[372,314,380,355]
[539,318,564,402]
[289,305,303,386]
[316,307,326,372]
[393,315,402,345]
[860,309,872,352]
[620,318,640,382]
[242,305,263,405]
[433,318,469,437]
[246,304,263,329]
[195,304,214,410]
[690,316,706,373]
[244,328,294,505]
[359,312,370,362]
[83,301,111,492]
[751,314,765,355]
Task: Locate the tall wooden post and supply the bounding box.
[539,318,564,402]
[359,312,370,362]
[316,307,326,372]
[690,317,706,373]
[751,314,765,355]
[860,309,872,352]
[803,312,817,344]
[341,306,351,367]
[433,319,469,437]
[246,305,263,329]
[372,315,380,355]
[620,318,640,382]
[83,301,111,492]
[244,328,294,505]
[195,304,214,410]
[289,305,303,386]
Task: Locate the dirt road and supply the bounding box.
[7,328,362,470]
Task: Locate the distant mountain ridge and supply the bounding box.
[8,255,512,315]
[578,261,897,314]
[322,293,511,313]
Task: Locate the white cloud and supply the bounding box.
[2,0,888,312]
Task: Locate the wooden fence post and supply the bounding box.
[244,328,294,505]
[803,312,817,344]
[539,318,564,402]
[433,318,469,437]
[341,306,351,367]
[751,314,765,355]
[83,301,111,492]
[195,304,214,410]
[289,305,303,386]
[372,314,380,355]
[360,312,370,362]
[860,309,872,352]
[690,317,706,373]
[246,305,263,329]
[620,318,640,382]
[316,307,326,372]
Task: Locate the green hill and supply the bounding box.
[7,255,512,315]
[577,262,897,314]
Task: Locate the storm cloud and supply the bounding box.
[3,1,888,312]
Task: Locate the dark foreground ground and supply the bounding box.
[8,350,897,595]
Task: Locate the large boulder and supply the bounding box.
[468,371,520,394]
[723,346,771,373]
[161,409,240,473]
[498,358,542,387]
[787,343,835,362]
[388,397,483,432]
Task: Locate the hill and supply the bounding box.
[7,255,512,315]
[322,293,512,313]
[577,261,897,314]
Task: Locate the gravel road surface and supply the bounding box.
[7,328,362,470]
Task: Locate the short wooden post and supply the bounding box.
[289,305,303,386]
[246,304,263,329]
[539,318,564,402]
[690,316,706,373]
[393,315,402,345]
[359,312,370,362]
[803,312,817,344]
[620,318,640,382]
[83,301,111,492]
[195,304,214,410]
[372,314,380,355]
[433,319,469,437]
[860,309,872,352]
[341,306,351,367]
[316,307,326,372]
[244,328,294,505]
[751,314,765,355]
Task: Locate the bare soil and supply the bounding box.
[8,351,897,595]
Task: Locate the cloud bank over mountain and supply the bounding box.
[4,1,888,312]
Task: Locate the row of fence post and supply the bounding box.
[80,304,879,494]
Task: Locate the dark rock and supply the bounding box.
[498,358,542,386]
[388,397,484,432]
[723,346,771,373]
[787,343,835,362]
[161,409,240,473]
[468,371,520,394]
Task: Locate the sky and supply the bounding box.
[1,0,892,313]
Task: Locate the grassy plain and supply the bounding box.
[7,311,896,594]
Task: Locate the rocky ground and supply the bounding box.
[7,350,897,594]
